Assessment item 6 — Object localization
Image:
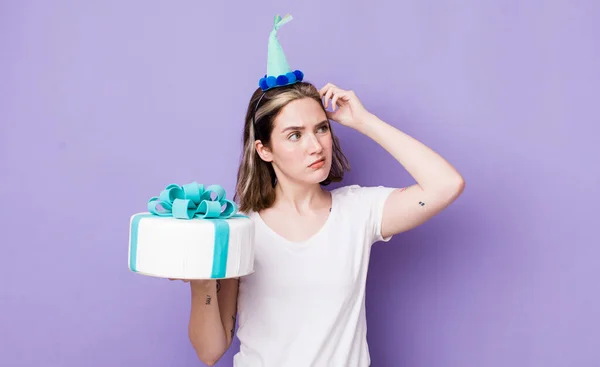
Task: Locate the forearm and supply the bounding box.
[188,281,228,365]
[355,113,464,192]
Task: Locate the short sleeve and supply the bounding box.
[334,185,396,245]
[358,185,396,243]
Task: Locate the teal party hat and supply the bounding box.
[259,14,304,91]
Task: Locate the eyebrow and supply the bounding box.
[280,120,329,133]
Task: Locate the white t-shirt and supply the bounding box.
[233,185,396,367]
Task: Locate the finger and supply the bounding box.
[324,87,337,109]
[331,93,339,111]
[320,86,331,108]
[319,83,335,97]
[319,84,328,98]
[332,90,348,111]
[318,84,329,98]
[334,90,350,111]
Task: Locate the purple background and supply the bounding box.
[2,1,599,366]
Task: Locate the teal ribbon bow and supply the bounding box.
[148,182,238,219]
[129,182,244,279]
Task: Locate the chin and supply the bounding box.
[311,174,329,184]
[307,164,332,183]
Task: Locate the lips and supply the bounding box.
[308,158,325,168]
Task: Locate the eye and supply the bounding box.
[317,125,329,133]
[288,132,300,141]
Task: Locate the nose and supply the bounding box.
[307,133,323,154]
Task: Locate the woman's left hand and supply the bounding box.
[319,83,371,129]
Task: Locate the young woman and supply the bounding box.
[182,81,465,366]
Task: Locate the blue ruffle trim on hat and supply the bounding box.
[259,70,304,91]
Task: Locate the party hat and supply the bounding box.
[258,14,304,91]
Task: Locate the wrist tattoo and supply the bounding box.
[216,279,221,293]
[205,295,211,305]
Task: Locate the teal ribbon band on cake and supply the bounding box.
[129,182,245,278]
[129,213,154,273]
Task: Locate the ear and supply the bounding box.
[254,139,273,162]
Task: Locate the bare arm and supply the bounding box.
[355,113,465,238]
[319,83,465,238]
[188,278,239,366]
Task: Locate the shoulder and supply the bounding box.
[330,184,364,199]
[331,184,396,202]
[330,184,397,243]
[330,184,396,219]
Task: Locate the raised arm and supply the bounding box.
[355,115,465,237]
[188,278,239,366]
[319,83,465,238]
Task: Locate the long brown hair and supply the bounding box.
[234,82,350,213]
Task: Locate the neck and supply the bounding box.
[273,177,330,214]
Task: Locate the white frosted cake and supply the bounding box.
[128,182,255,279]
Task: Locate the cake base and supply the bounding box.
[128,213,255,280]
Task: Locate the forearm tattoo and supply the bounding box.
[206,281,221,306]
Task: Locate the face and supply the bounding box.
[256,97,333,185]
